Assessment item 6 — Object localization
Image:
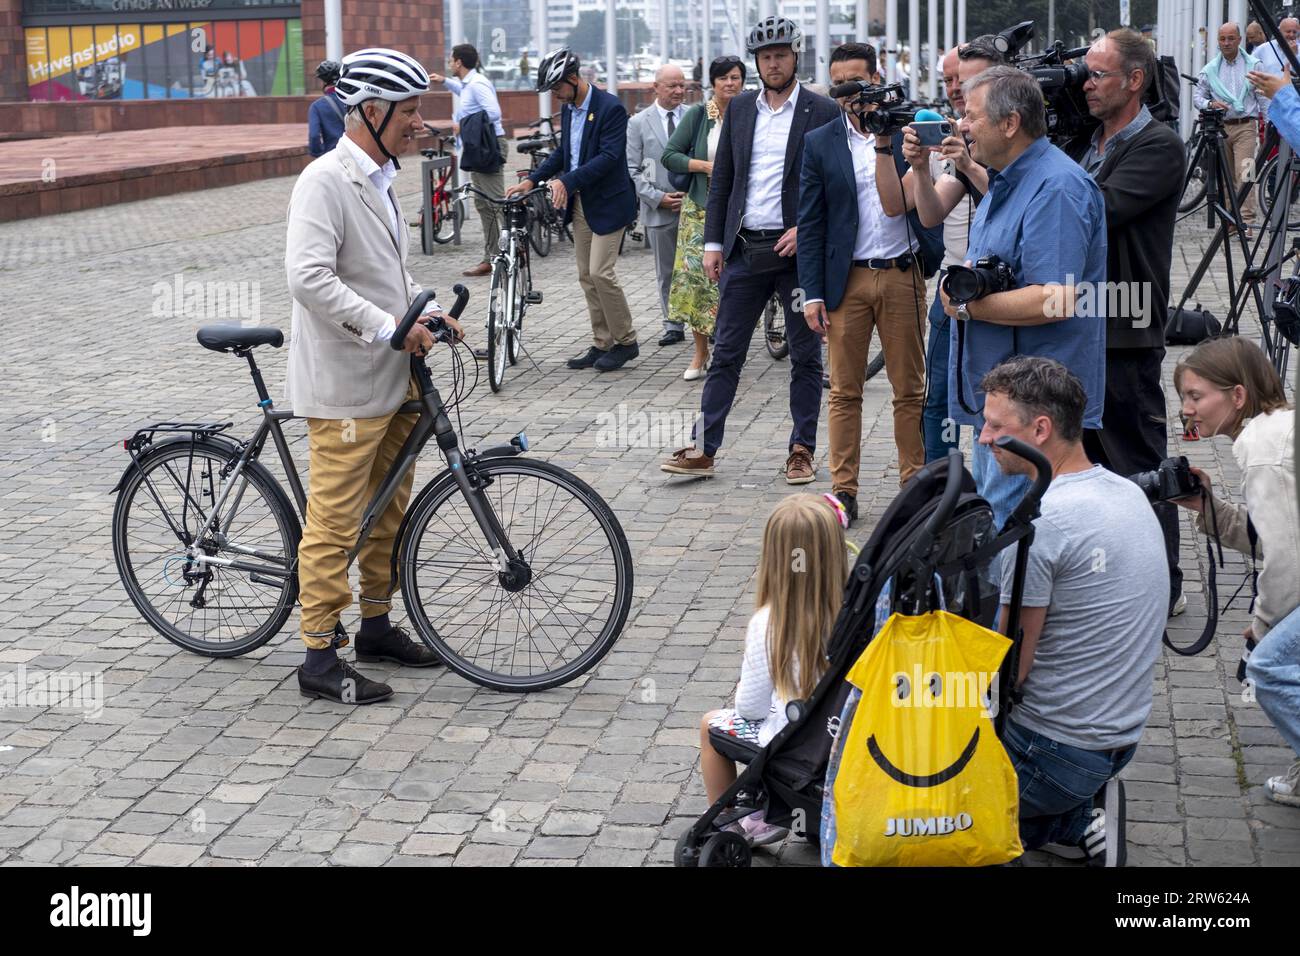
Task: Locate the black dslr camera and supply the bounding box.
[1129,456,1202,503]
[941,255,1015,304]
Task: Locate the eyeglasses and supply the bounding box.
[1086,68,1131,82]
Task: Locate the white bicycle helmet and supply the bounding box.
[536,48,580,93]
[334,48,429,167]
[334,48,429,106]
[746,16,804,54]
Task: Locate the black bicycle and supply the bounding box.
[516,116,571,256]
[110,288,633,692]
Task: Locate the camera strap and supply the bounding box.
[1163,488,1226,656]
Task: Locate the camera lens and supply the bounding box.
[943,266,983,304]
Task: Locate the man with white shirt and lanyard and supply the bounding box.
[430,44,507,277]
[1194,22,1265,230]
[285,48,463,706]
[661,16,839,482]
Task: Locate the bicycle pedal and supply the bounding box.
[524,291,543,304]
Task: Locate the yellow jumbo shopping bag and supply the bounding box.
[831,610,1022,867]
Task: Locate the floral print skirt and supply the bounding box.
[666,194,719,336]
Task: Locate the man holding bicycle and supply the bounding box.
[285,48,463,706]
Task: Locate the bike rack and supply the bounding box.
[420,152,460,255]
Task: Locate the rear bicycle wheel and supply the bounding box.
[431,187,456,244]
[529,196,552,257]
[763,295,788,360]
[487,265,510,392]
[399,458,633,692]
[864,352,886,382]
[111,439,299,657]
[1257,154,1300,230]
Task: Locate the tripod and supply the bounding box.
[1180,104,1289,374]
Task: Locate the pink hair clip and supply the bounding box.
[821,492,850,530]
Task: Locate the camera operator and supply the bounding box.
[1172,338,1300,808]
[982,356,1167,865]
[1060,28,1186,618]
[939,66,1108,531]
[1193,23,1264,231]
[895,37,1003,463]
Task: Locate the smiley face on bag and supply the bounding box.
[865,666,991,787]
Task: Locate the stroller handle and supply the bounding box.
[922,448,965,541]
[995,436,1053,526]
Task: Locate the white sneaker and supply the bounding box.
[1169,592,1187,617]
[1266,760,1300,807]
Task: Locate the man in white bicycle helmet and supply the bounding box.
[285,47,463,706]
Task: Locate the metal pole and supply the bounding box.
[324,0,342,61]
[944,0,953,53]
[449,0,464,48]
[1048,0,1056,46]
[534,0,550,125]
[886,0,897,82]
[927,0,937,100]
[957,0,966,46]
[661,0,670,70]
[817,0,831,86]
[703,0,712,73]
[908,0,919,99]
[606,0,618,92]
[858,0,870,43]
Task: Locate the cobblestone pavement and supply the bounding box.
[0,153,1296,867]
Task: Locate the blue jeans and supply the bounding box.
[1247,604,1300,757]
[972,435,1031,531]
[1002,720,1136,850]
[923,280,961,463]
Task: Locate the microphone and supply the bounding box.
[828,79,871,99]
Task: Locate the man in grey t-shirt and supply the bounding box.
[980,356,1167,865]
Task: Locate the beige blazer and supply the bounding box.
[284,142,421,420]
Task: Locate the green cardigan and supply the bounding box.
[660,101,715,208]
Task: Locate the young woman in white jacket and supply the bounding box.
[1174,337,1300,807]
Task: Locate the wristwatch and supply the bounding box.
[874,145,893,154]
[955,303,970,322]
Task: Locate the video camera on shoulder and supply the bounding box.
[1128,455,1201,503]
[941,255,1015,304]
[1271,273,1300,347]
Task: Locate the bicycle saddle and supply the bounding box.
[197,325,284,353]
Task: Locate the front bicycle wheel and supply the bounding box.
[430,190,455,244]
[1179,137,1207,214]
[111,439,300,657]
[487,264,509,392]
[529,195,552,257]
[509,250,529,366]
[399,458,633,692]
[1257,155,1300,230]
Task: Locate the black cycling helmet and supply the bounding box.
[536,48,580,93]
[315,59,341,85]
[746,16,804,54]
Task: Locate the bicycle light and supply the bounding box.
[513,432,529,452]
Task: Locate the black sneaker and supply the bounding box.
[594,341,640,372]
[835,491,858,526]
[566,346,608,369]
[355,625,442,668]
[298,659,393,705]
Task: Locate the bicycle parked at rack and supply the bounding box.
[413,123,465,246]
[110,287,633,692]
[458,181,546,392]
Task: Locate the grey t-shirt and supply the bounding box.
[1000,466,1169,750]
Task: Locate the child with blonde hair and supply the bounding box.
[698,493,849,845]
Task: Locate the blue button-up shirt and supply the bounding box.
[1268,82,1300,153]
[948,136,1108,428]
[443,71,505,137]
[567,84,594,172]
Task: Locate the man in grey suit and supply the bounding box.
[627,65,687,346]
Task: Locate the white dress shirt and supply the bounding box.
[655,101,684,139]
[337,136,439,343]
[443,70,505,137]
[704,84,800,253]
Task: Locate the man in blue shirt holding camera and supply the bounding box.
[940,66,1108,529]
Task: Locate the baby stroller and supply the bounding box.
[675,440,1051,868]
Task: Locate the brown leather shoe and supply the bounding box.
[462,262,492,277]
[661,447,715,477]
[785,444,815,484]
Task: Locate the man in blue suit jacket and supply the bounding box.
[511,49,640,371]
[798,43,930,522]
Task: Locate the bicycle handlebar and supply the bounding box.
[390,284,470,351]
[457,182,548,205]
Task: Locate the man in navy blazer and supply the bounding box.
[798,43,929,521]
[511,49,640,371]
[661,16,840,482]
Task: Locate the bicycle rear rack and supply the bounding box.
[122,421,234,454]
